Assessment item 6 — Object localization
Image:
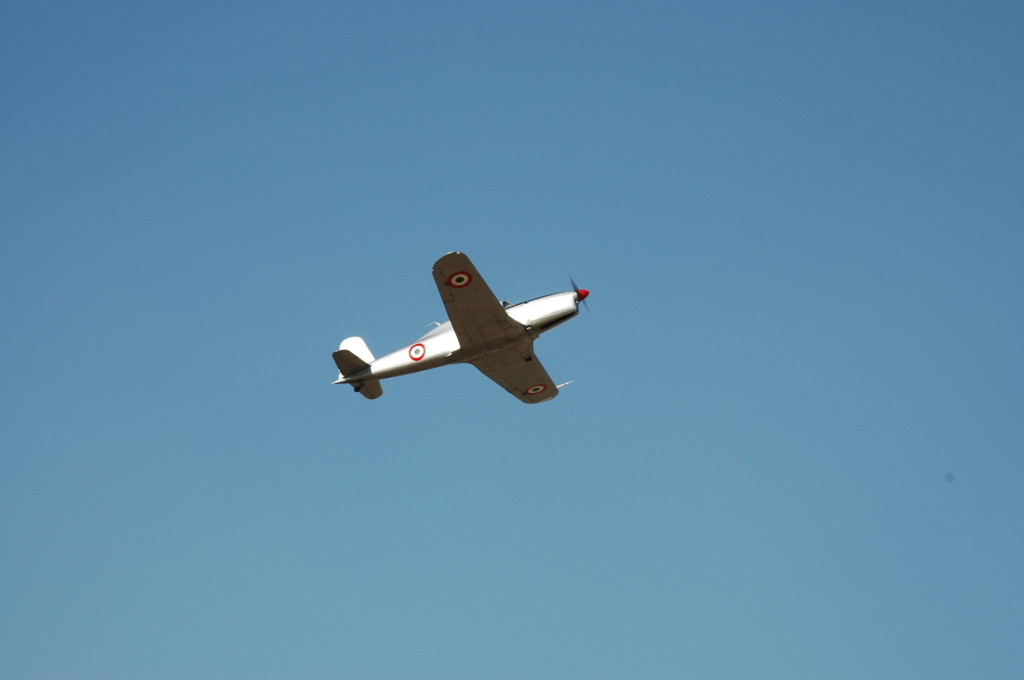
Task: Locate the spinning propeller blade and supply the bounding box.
[570,276,590,313]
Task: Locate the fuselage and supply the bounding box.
[340,291,581,383]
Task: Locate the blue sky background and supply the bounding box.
[2,2,1022,678]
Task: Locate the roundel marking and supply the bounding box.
[447,271,473,288]
[524,384,548,395]
[409,343,426,361]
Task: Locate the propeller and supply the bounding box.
[570,276,590,313]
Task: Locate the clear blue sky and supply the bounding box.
[2,2,1022,678]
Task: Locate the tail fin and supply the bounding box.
[332,336,383,399]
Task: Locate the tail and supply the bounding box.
[332,336,383,400]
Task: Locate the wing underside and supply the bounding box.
[432,251,559,404]
[431,252,527,350]
[470,343,559,404]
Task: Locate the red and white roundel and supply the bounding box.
[524,384,548,395]
[409,343,426,361]
[447,271,473,288]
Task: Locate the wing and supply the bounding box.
[471,343,559,404]
[432,252,527,351]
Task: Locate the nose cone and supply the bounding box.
[576,289,590,302]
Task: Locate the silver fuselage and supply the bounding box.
[340,291,580,383]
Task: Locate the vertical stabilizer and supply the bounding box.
[339,336,374,364]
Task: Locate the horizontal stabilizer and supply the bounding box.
[333,349,370,376]
[355,379,383,399]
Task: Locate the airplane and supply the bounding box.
[332,251,589,404]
